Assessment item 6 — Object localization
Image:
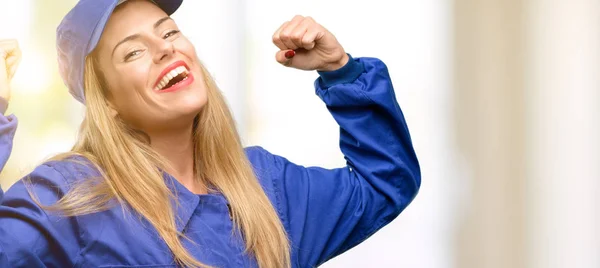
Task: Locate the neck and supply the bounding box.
[146,123,206,195]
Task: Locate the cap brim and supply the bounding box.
[152,0,184,15]
[88,0,183,54]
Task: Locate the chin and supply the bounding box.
[178,90,208,115]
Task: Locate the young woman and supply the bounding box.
[0,0,420,267]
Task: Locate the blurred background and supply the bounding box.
[0,0,598,267]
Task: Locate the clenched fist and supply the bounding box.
[272,15,349,72]
[0,39,21,102]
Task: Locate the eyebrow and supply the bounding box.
[111,16,174,57]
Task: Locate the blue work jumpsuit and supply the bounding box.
[0,55,421,267]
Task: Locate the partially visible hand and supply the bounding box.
[0,39,22,101]
[272,15,349,72]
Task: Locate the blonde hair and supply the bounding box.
[42,54,290,267]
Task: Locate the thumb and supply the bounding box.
[275,49,296,66]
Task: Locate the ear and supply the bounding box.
[106,101,119,118]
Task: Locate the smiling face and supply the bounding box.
[93,0,207,133]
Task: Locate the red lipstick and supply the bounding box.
[153,60,190,89]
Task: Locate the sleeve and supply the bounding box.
[0,102,17,173]
[266,55,421,267]
[0,164,82,267]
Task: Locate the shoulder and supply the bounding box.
[244,146,298,171]
[40,155,102,184]
[245,146,274,167]
[243,146,289,218]
[244,146,281,180]
[8,155,102,199]
[1,156,98,212]
[243,146,304,196]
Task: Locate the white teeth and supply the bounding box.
[155,65,190,90]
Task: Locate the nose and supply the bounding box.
[152,37,175,63]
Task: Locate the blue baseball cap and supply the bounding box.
[56,0,183,104]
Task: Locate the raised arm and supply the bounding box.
[0,39,80,267]
[258,16,421,266]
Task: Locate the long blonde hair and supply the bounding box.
[42,53,290,267]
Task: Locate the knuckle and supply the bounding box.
[291,33,303,41]
[279,31,290,40]
[279,21,290,30]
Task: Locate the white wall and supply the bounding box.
[525,0,600,267]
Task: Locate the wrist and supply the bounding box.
[317,54,365,88]
[319,53,350,72]
[0,97,9,115]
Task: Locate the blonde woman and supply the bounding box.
[0,0,420,267]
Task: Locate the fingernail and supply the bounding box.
[284,50,295,59]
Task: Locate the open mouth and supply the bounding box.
[154,65,190,91]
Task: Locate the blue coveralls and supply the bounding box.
[0,55,421,267]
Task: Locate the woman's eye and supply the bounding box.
[163,30,180,39]
[124,50,142,61]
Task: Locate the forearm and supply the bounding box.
[316,55,421,210]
